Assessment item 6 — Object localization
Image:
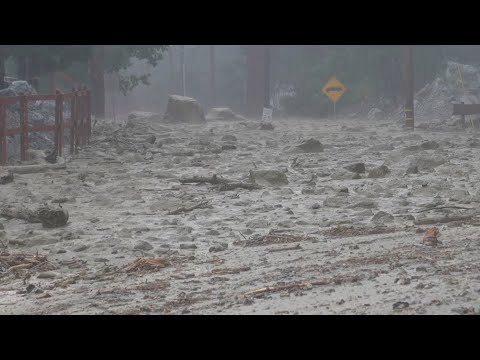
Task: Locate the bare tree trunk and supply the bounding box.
[169,46,175,94]
[210,45,216,108]
[0,47,6,90]
[91,45,105,118]
[264,45,270,108]
[404,45,414,129]
[246,45,267,117]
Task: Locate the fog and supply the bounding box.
[2,45,480,315]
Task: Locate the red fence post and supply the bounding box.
[70,88,76,155]
[55,90,64,157]
[0,102,6,166]
[20,95,29,161]
[74,89,80,155]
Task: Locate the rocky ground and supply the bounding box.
[1,114,480,315]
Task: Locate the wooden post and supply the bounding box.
[404,45,414,129]
[82,85,88,146]
[55,90,64,157]
[20,95,29,161]
[0,102,6,165]
[70,87,76,155]
[86,89,91,144]
[74,89,80,154]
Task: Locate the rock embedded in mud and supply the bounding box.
[221,144,237,151]
[163,95,206,123]
[145,134,156,144]
[249,170,288,186]
[295,138,324,153]
[221,135,237,142]
[371,211,394,224]
[0,170,14,185]
[180,243,197,249]
[421,140,439,150]
[367,165,391,178]
[73,244,89,252]
[259,122,274,130]
[406,165,419,174]
[209,243,228,253]
[134,240,154,251]
[344,163,365,174]
[206,108,245,121]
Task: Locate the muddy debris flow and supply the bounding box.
[1,113,480,315]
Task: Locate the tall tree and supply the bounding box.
[91,45,106,118]
[246,45,267,116]
[210,45,216,108]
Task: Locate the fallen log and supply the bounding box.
[4,163,66,175]
[0,205,69,228]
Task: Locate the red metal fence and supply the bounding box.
[0,87,91,166]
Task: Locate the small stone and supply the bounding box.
[221,135,237,142]
[73,244,89,252]
[371,211,394,224]
[144,152,154,161]
[56,249,67,254]
[37,271,60,279]
[180,243,197,249]
[0,170,14,185]
[368,165,391,178]
[296,138,324,153]
[221,144,237,150]
[392,301,409,310]
[406,165,419,174]
[206,229,220,236]
[145,134,156,144]
[134,240,154,251]
[311,203,321,210]
[209,243,228,253]
[344,163,365,174]
[420,140,439,150]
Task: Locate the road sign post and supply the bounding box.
[322,76,347,119]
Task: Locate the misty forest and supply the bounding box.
[1,45,480,315]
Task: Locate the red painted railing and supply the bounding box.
[0,87,91,166]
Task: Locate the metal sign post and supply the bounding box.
[322,76,347,119]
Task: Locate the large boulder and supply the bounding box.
[206,108,246,121]
[163,95,205,123]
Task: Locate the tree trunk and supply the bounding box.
[91,45,105,118]
[169,46,175,94]
[264,45,271,108]
[210,45,216,108]
[0,48,6,90]
[246,45,267,117]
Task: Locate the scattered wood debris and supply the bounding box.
[234,233,315,248]
[322,225,396,238]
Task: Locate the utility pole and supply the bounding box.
[180,45,186,96]
[210,45,216,108]
[169,46,175,94]
[264,45,271,108]
[405,45,414,129]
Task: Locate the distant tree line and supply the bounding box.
[0,45,169,117]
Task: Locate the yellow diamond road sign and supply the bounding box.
[322,76,347,103]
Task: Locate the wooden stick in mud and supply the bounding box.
[167,201,209,215]
[179,174,231,185]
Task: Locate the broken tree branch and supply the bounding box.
[180,175,230,185]
[167,201,209,215]
[0,205,69,228]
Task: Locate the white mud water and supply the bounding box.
[1,116,480,315]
